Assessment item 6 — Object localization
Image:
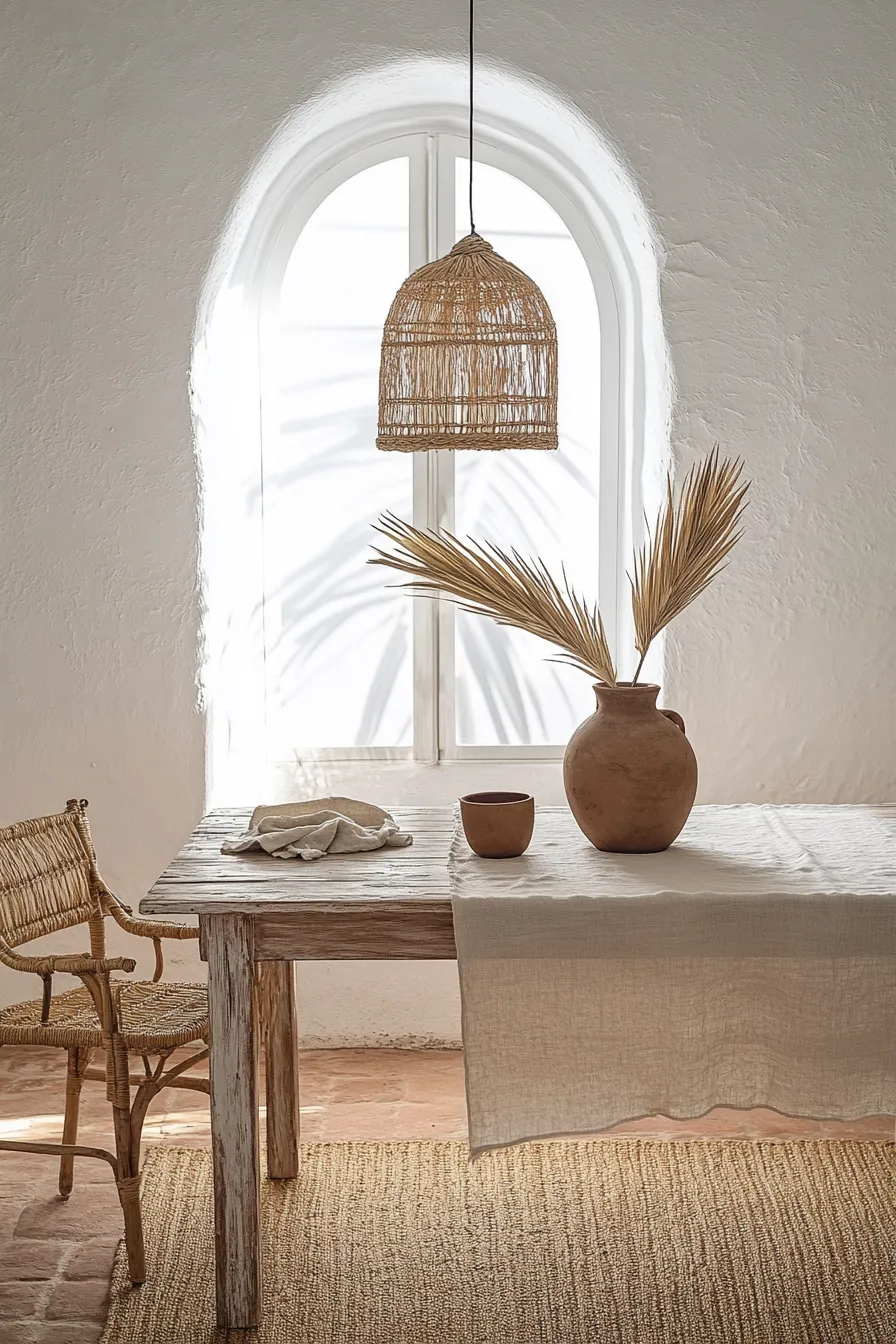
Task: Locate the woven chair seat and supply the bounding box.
[0,981,208,1051]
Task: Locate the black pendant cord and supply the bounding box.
[468,0,476,235]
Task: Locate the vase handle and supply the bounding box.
[661,709,686,735]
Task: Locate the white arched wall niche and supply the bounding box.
[195,56,671,798]
[193,57,670,1042]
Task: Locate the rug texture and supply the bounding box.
[102,1140,896,1343]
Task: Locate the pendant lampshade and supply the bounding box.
[376,233,558,452]
[376,0,558,452]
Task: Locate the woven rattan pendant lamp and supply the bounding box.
[376,2,558,452]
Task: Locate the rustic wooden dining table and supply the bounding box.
[140,806,456,1331]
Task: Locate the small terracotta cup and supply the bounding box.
[459,791,535,859]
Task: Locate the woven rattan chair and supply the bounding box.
[0,799,208,1285]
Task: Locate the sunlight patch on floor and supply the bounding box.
[0,1113,65,1137]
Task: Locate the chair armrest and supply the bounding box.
[0,946,137,976]
[100,884,198,941]
[109,909,199,941]
[47,954,137,974]
[98,884,197,982]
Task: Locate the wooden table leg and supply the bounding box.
[257,960,300,1179]
[201,914,261,1331]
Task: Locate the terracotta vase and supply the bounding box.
[563,683,697,853]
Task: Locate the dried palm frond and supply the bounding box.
[630,446,749,682]
[369,514,616,684]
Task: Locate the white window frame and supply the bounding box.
[252,122,629,766]
[202,93,656,781]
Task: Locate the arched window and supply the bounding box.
[195,62,669,787]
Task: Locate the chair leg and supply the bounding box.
[59,1047,87,1197]
[112,1102,146,1286]
[116,1169,145,1287]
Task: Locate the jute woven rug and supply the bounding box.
[102,1140,896,1343]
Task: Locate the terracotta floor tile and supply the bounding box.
[0,1238,69,1281]
[0,1202,28,1242]
[400,1055,466,1103]
[0,1048,60,1080]
[63,1240,120,1282]
[299,1049,418,1081]
[391,1103,468,1141]
[14,1185,123,1242]
[0,1280,44,1319]
[0,1152,75,1185]
[325,1075,405,1103]
[817,1116,893,1140]
[28,1325,105,1344]
[316,1102,403,1141]
[45,1278,110,1323]
[296,1109,326,1141]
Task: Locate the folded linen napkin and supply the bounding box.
[221,797,413,862]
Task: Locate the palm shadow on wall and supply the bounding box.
[252,403,594,748]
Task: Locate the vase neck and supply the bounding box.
[593,682,661,715]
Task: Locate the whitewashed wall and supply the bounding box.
[1,0,894,1041]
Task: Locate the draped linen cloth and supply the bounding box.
[450,804,896,1154]
[222,798,412,862]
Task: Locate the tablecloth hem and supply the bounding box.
[467,1104,896,1159]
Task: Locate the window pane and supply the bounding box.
[262,158,412,752]
[454,159,601,746]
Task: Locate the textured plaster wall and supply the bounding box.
[2,0,895,1039]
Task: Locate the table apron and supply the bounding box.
[199,907,458,960]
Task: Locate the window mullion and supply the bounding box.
[411,135,439,762]
[433,135,458,760]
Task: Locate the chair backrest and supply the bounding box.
[0,800,102,949]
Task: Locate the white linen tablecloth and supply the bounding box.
[449,804,896,1154]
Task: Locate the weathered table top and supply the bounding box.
[140,806,455,916]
